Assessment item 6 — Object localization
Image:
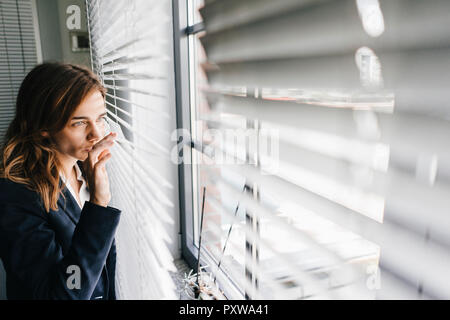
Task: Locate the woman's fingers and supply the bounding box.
[97,148,110,161]
[82,134,114,207]
[89,132,116,166]
[95,151,112,169]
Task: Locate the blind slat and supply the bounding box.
[205,49,450,118]
[105,92,170,117]
[207,94,450,163]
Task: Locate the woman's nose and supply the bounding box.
[88,122,103,141]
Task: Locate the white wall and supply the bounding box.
[36,0,91,67]
[35,0,63,62]
[56,0,91,67]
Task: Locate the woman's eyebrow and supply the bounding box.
[71,116,89,120]
[71,112,107,120]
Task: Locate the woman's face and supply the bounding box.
[52,89,107,161]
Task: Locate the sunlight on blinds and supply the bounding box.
[193,0,450,299]
[87,0,178,299]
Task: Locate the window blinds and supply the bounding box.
[196,0,450,299]
[0,0,38,145]
[86,0,178,299]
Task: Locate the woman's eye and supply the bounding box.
[97,116,107,123]
[73,121,86,127]
[72,117,107,127]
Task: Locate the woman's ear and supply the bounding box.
[40,131,49,138]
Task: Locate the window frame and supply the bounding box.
[172,0,246,300]
[172,0,197,269]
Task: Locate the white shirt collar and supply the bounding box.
[60,163,90,209]
[60,162,83,183]
[74,161,84,182]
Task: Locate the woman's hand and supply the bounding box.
[83,132,116,207]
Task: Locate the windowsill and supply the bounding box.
[169,258,196,300]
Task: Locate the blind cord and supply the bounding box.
[195,186,206,298]
[213,185,247,284]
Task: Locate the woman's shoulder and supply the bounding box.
[0,178,48,239]
[0,177,42,207]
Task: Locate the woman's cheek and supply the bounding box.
[69,131,86,153]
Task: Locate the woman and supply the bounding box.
[0,62,120,300]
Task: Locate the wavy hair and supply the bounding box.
[0,62,106,212]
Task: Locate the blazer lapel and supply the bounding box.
[57,178,82,226]
[77,160,89,193]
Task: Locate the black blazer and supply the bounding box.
[0,162,121,300]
